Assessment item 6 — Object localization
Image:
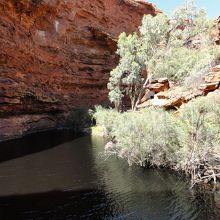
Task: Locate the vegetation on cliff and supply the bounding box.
[95,1,220,187]
[94,96,220,187]
[108,0,219,111]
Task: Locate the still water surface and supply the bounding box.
[0,131,219,219]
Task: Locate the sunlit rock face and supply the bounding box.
[138,64,220,110]
[0,0,159,140]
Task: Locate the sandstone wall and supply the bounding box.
[0,0,159,140]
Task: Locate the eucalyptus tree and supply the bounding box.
[107,32,147,111]
[108,0,219,111]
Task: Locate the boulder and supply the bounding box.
[138,65,220,110]
[147,77,170,93]
[199,82,219,93]
[138,87,203,110]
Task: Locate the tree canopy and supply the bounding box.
[108,0,219,111]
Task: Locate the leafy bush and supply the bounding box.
[108,1,219,110]
[149,46,219,82]
[94,107,180,167]
[107,32,147,111]
[93,106,120,136]
[111,109,179,167]
[174,97,220,179]
[94,96,220,185]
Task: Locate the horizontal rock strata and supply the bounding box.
[0,0,159,140]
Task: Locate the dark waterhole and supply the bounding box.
[0,131,219,219]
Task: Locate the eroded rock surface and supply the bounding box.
[138,64,220,110]
[0,0,159,140]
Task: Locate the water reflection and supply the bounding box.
[0,130,75,163]
[91,136,220,220]
[0,133,218,219]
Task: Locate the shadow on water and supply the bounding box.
[0,107,92,163]
[0,186,219,220]
[0,189,113,220]
[0,130,77,163]
[0,134,219,219]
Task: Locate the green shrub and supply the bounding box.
[93,106,120,137]
[95,96,220,185]
[174,97,220,174]
[112,109,180,167]
[94,107,180,167]
[149,46,219,82]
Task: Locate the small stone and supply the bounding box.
[148,81,170,93]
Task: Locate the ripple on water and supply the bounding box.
[0,133,219,219]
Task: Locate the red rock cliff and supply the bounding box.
[0,0,159,140]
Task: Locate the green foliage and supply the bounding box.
[108,66,124,111]
[174,97,220,170]
[108,0,219,110]
[149,46,219,81]
[93,106,120,136]
[108,33,146,111]
[144,0,219,82]
[140,13,169,59]
[111,109,179,167]
[94,107,179,167]
[94,96,220,184]
[170,0,213,41]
